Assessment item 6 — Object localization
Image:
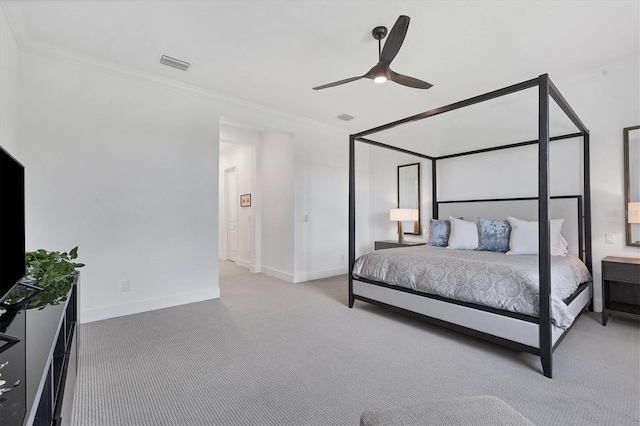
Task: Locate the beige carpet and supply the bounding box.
[71,261,640,425]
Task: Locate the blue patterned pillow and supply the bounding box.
[428,219,453,247]
[477,218,511,252]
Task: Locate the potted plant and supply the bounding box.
[3,247,84,310]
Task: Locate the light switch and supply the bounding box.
[605,234,614,244]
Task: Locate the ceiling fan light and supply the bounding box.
[374,75,387,84]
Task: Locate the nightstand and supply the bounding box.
[374,240,426,250]
[601,256,640,326]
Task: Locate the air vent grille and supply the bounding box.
[337,114,355,121]
[159,55,190,71]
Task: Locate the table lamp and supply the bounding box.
[390,208,419,243]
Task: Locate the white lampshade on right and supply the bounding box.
[628,202,640,224]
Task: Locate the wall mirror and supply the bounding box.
[625,125,640,246]
[397,163,421,235]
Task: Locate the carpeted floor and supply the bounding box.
[71,261,640,425]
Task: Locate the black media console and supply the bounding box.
[0,274,78,425]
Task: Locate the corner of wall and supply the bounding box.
[80,287,220,324]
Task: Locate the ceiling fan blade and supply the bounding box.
[380,15,410,63]
[312,76,363,90]
[389,70,433,89]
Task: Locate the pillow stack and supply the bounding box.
[426,216,568,256]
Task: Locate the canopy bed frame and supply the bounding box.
[348,74,593,378]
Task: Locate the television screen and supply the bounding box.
[0,146,25,302]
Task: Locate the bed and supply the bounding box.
[348,74,593,378]
[353,246,590,329]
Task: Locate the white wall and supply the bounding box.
[261,130,295,280]
[10,32,351,321]
[354,144,371,259]
[366,149,431,250]
[557,58,640,309]
[293,126,351,281]
[18,51,222,323]
[0,5,19,156]
[363,58,640,311]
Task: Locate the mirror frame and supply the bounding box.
[624,125,640,247]
[397,163,421,235]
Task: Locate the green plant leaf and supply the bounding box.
[12,246,86,309]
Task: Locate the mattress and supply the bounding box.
[352,246,592,329]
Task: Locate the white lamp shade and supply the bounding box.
[390,208,419,221]
[629,202,640,224]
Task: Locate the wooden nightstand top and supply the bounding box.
[602,256,640,265]
[374,240,427,250]
[376,240,426,245]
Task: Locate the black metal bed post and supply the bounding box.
[432,159,438,219]
[583,131,593,274]
[547,77,592,307]
[583,131,593,311]
[538,74,553,378]
[354,78,539,139]
[348,135,356,308]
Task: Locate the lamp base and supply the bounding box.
[397,221,405,244]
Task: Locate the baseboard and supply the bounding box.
[261,266,294,283]
[260,266,346,283]
[233,259,261,273]
[80,288,220,324]
[236,259,252,270]
[294,267,347,283]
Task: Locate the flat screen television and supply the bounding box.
[0,146,25,303]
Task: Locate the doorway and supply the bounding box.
[225,167,238,262]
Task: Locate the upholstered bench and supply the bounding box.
[360,395,535,426]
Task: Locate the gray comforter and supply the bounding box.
[352,246,592,329]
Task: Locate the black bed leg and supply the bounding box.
[348,274,354,308]
[541,353,552,378]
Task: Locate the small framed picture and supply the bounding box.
[240,194,251,207]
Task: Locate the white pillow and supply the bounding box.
[506,217,566,256]
[556,234,569,256]
[447,216,479,250]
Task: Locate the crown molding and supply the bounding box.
[1,6,348,135]
[0,2,27,51]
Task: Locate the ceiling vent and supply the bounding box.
[159,55,190,71]
[337,114,355,121]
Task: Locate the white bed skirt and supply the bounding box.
[352,280,592,349]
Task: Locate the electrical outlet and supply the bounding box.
[605,234,614,244]
[122,280,131,292]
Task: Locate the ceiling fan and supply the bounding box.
[312,15,432,91]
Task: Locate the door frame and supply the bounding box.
[221,165,237,262]
[219,129,262,273]
[225,166,238,261]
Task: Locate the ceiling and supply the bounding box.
[2,0,639,139]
